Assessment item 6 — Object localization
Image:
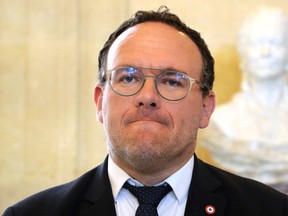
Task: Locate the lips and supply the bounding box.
[123,110,170,126]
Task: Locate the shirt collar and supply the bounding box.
[108,155,194,204]
[108,156,131,199]
[165,155,194,204]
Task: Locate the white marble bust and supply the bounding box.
[202,7,288,189]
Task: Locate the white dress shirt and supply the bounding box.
[108,155,194,216]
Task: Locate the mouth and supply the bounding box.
[129,120,165,129]
[129,118,167,127]
[124,112,169,127]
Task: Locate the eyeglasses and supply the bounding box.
[105,66,204,101]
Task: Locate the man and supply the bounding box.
[3,6,288,216]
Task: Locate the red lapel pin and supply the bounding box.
[205,205,216,214]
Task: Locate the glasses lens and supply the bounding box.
[157,71,190,100]
[109,67,143,96]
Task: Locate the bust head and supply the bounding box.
[238,7,288,85]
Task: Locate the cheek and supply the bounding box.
[102,92,131,126]
[181,111,202,130]
[101,91,117,126]
[171,103,202,131]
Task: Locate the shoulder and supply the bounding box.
[198,158,284,197]
[195,158,288,214]
[3,164,104,216]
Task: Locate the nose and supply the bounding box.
[135,77,160,109]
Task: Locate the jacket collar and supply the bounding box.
[184,155,227,216]
[79,156,117,216]
[78,155,227,216]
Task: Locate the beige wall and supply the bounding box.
[1,0,288,212]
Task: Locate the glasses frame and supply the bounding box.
[105,66,204,101]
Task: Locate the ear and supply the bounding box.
[199,90,215,129]
[94,83,104,123]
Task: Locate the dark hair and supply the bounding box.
[98,6,214,96]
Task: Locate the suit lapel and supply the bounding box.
[76,155,227,216]
[78,156,117,216]
[184,155,227,216]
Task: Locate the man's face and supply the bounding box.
[95,22,215,176]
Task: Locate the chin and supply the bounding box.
[127,152,168,174]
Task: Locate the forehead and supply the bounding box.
[107,22,202,76]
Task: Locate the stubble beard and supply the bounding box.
[106,125,197,175]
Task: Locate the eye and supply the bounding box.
[122,75,137,83]
[113,67,142,84]
[164,78,182,86]
[159,72,187,88]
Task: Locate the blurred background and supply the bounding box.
[1,0,288,213]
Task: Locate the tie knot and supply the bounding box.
[123,182,172,207]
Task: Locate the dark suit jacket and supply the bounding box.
[3,155,288,216]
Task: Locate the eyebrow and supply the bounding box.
[162,67,186,73]
[131,65,188,74]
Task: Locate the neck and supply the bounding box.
[111,151,194,186]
